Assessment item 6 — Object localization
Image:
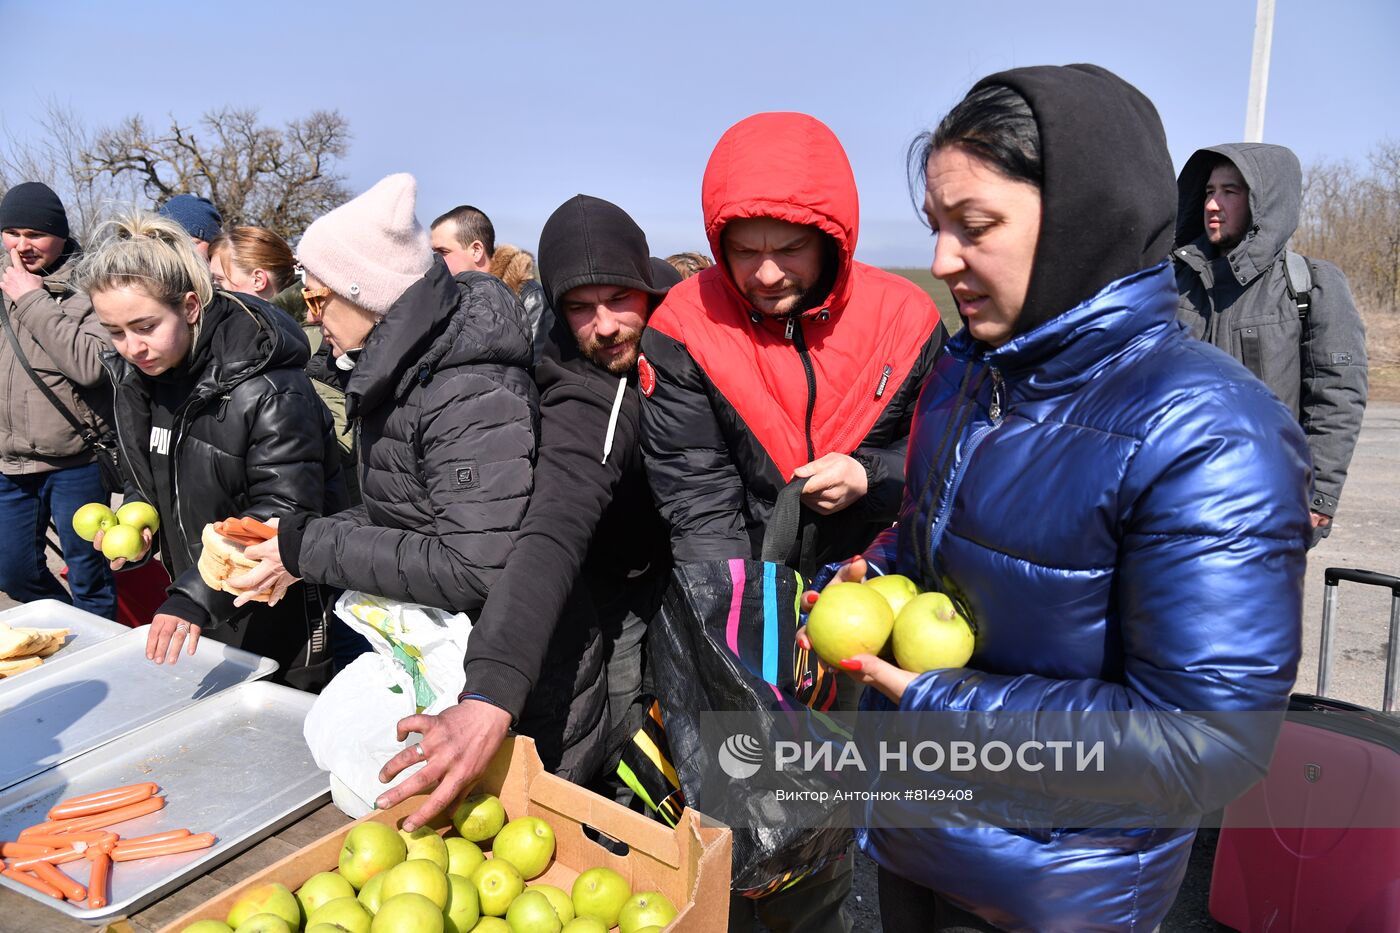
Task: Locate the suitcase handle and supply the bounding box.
[1318,567,1400,712]
[1324,567,1400,595]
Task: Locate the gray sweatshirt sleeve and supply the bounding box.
[1299,260,1368,515]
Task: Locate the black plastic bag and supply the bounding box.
[621,480,852,897]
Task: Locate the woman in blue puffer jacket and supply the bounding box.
[807,65,1312,931]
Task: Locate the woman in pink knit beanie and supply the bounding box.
[231,172,538,654]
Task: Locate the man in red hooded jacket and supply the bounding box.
[641,111,945,573]
[638,112,946,933]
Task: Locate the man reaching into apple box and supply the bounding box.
[374,195,677,826]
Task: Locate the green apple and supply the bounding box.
[560,919,608,933]
[450,793,506,843]
[863,573,920,617]
[99,522,145,561]
[398,825,450,872]
[297,871,357,922]
[379,858,449,909]
[181,922,235,933]
[472,858,525,916]
[474,920,512,933]
[72,502,118,541]
[444,836,485,879]
[618,892,677,933]
[492,816,555,879]
[357,872,386,914]
[116,500,160,534]
[232,913,292,933]
[528,884,574,924]
[891,592,975,672]
[227,883,299,930]
[339,821,408,890]
[806,581,894,665]
[306,895,372,933]
[306,925,350,933]
[570,867,631,928]
[506,889,563,933]
[632,928,666,933]
[369,892,443,933]
[443,872,480,933]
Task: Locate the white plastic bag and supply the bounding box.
[303,591,472,816]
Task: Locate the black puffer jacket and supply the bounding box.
[466,310,672,780]
[284,263,537,616]
[105,292,346,689]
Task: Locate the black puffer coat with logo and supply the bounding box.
[105,291,346,690]
[285,263,537,617]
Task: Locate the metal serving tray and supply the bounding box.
[0,680,330,922]
[0,598,129,661]
[0,627,277,791]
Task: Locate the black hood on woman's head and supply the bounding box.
[974,64,1176,335]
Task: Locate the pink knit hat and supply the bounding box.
[296,173,432,315]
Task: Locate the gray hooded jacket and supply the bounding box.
[1173,143,1367,516]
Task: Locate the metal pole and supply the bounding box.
[1245,0,1277,142]
[1318,581,1338,696]
[1385,593,1399,712]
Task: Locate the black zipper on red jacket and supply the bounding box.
[788,315,817,462]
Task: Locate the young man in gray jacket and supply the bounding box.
[1174,143,1368,543]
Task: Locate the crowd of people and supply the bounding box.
[0,62,1370,932]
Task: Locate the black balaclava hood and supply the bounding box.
[972,64,1176,336]
[537,195,668,311]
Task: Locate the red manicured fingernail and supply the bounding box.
[839,659,863,671]
[802,593,818,606]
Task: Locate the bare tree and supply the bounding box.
[1297,144,1400,313]
[79,107,353,241]
[1296,140,1400,367]
[1,101,142,241]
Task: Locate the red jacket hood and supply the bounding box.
[702,112,859,315]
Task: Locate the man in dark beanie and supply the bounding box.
[0,182,116,618]
[158,194,222,260]
[375,194,675,830]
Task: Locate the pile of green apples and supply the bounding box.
[806,574,975,673]
[179,792,679,933]
[72,500,160,561]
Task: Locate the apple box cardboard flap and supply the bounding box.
[160,736,730,932]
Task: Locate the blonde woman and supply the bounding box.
[79,211,346,689]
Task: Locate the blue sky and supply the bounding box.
[5,1,1397,266]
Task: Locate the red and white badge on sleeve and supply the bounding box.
[637,354,657,397]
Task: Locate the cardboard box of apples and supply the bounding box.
[160,737,730,933]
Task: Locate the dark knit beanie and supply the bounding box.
[0,182,70,239]
[650,256,684,291]
[158,194,223,242]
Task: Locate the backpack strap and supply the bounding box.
[1282,250,1315,321]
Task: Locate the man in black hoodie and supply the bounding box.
[379,195,675,830]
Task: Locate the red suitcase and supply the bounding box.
[1209,568,1400,932]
